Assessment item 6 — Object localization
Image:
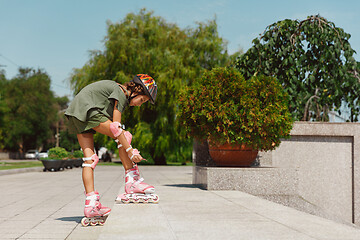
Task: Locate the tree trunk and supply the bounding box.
[154,154,167,165]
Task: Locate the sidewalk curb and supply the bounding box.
[0,167,43,176]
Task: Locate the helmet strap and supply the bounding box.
[128,91,139,103]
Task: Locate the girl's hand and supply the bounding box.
[129,149,147,163]
[131,154,147,163]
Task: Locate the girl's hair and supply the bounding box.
[123,82,145,96]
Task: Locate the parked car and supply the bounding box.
[38,151,48,159]
[25,150,39,159]
[98,147,112,162]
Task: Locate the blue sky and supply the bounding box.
[0,0,359,98]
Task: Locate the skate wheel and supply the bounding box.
[143,198,149,204]
[133,198,140,204]
[90,221,97,226]
[81,217,90,227]
[152,195,160,204]
[98,219,105,226]
[121,198,131,204]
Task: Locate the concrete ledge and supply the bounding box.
[194,166,355,226]
[194,166,298,195]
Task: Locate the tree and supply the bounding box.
[59,129,80,151]
[2,68,57,152]
[0,70,8,149]
[54,96,81,151]
[235,15,360,121]
[55,96,69,110]
[69,9,232,164]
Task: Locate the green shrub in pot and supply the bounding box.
[72,150,84,168]
[40,147,69,171]
[72,150,84,159]
[178,67,293,151]
[48,147,69,159]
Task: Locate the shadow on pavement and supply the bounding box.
[56,216,83,223]
[163,184,203,189]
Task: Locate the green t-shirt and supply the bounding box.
[65,80,128,122]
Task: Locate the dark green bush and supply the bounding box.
[178,67,293,151]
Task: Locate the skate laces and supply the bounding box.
[94,201,103,210]
[85,194,98,208]
[125,165,141,181]
[133,171,140,181]
[134,177,145,185]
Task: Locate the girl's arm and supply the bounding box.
[113,100,122,123]
[112,101,144,163]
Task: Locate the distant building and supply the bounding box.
[328,111,348,122]
[328,101,357,122]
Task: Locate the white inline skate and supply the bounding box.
[115,164,159,204]
[81,191,111,227]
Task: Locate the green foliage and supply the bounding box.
[130,121,154,164]
[72,150,84,159]
[59,129,80,151]
[1,68,57,151]
[0,70,8,149]
[55,96,69,110]
[68,149,84,159]
[54,96,80,152]
[69,9,232,164]
[178,67,293,151]
[48,147,68,160]
[235,15,360,121]
[93,132,110,152]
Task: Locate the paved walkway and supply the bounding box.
[1,165,360,240]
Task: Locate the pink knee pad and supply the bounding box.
[82,154,99,169]
[110,121,123,138]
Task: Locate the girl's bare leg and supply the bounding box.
[77,133,96,194]
[93,120,134,171]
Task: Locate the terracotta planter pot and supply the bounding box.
[208,142,258,167]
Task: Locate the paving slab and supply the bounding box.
[1,165,121,240]
[1,165,360,240]
[98,166,360,240]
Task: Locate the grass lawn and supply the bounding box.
[0,160,192,171]
[0,161,43,170]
